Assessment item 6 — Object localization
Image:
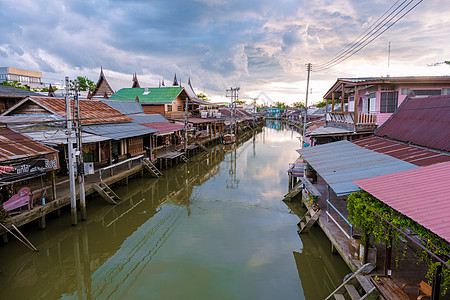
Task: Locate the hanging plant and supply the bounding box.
[347,190,450,295]
[0,205,10,223]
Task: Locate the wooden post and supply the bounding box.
[341,84,345,112]
[1,233,8,244]
[52,175,57,202]
[354,85,359,129]
[384,234,393,277]
[38,215,46,229]
[332,92,335,112]
[432,262,442,300]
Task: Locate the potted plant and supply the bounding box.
[308,195,320,211]
[374,275,382,285]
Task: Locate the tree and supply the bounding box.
[236,99,246,104]
[197,93,210,102]
[315,99,332,108]
[292,102,305,108]
[75,76,95,91]
[0,80,31,91]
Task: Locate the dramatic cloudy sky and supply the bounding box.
[1,0,449,104]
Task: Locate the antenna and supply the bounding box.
[387,42,391,77]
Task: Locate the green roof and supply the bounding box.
[110,87,184,104]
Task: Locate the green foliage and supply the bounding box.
[292,102,305,108]
[40,86,58,92]
[0,206,10,223]
[197,93,209,102]
[74,76,95,91]
[273,101,287,110]
[315,99,332,108]
[348,190,450,295]
[0,80,31,91]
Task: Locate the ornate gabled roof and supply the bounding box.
[48,84,56,97]
[172,73,178,86]
[92,67,115,97]
[132,73,140,88]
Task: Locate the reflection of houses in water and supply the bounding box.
[0,132,259,299]
[293,229,350,300]
[265,120,284,131]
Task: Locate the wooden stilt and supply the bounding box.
[38,215,46,230]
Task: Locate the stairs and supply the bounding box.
[297,208,321,234]
[326,264,381,300]
[180,154,189,163]
[283,182,303,201]
[93,182,121,205]
[143,158,163,177]
[195,141,209,152]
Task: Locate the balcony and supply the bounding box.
[326,112,377,132]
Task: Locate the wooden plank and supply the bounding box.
[345,284,361,300]
[356,275,374,293]
[334,294,345,300]
[299,176,321,197]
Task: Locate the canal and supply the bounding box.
[0,121,350,299]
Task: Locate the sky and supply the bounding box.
[1,0,450,105]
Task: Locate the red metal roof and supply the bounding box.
[375,95,450,151]
[354,162,450,243]
[141,122,184,133]
[24,97,132,125]
[0,127,57,162]
[352,136,450,167]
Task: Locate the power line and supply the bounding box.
[314,0,423,72]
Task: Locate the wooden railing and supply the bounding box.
[327,112,376,125]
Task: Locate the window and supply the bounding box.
[412,90,441,96]
[178,105,182,111]
[401,88,410,95]
[443,88,450,95]
[167,105,172,112]
[380,91,398,113]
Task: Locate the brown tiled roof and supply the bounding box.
[30,96,132,125]
[0,127,57,162]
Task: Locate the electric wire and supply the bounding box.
[314,0,423,72]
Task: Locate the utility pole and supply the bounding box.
[65,77,77,225]
[302,63,312,148]
[184,96,189,155]
[74,80,86,221]
[226,87,240,137]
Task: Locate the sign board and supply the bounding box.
[84,162,95,175]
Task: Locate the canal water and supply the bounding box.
[0,121,350,299]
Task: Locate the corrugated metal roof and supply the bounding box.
[352,136,450,166]
[296,140,419,196]
[102,99,144,115]
[131,114,168,124]
[0,115,61,124]
[83,122,157,140]
[3,97,132,125]
[354,162,450,243]
[0,85,41,97]
[23,130,110,146]
[141,122,185,134]
[0,127,57,162]
[110,87,185,104]
[308,126,353,137]
[375,95,450,151]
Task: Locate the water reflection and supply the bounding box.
[0,124,349,300]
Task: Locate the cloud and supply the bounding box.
[0,0,449,103]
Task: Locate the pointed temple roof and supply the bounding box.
[172,73,178,86]
[132,73,140,88]
[48,84,56,97]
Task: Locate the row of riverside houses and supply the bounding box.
[0,67,264,238]
[288,75,450,299]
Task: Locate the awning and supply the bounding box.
[354,162,450,243]
[23,130,110,146]
[296,140,419,196]
[141,122,185,135]
[83,122,157,140]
